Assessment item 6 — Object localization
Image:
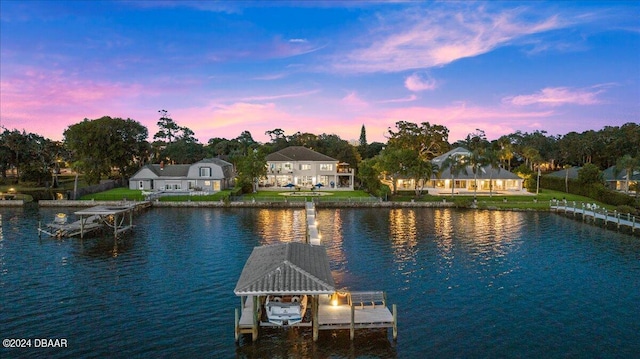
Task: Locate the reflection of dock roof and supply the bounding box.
[234,242,335,296]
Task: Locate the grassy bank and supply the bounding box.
[73,187,618,211]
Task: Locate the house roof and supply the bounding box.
[603,166,640,181]
[132,158,233,179]
[147,164,191,177]
[234,242,335,296]
[436,165,521,180]
[547,167,581,180]
[430,147,521,180]
[266,146,337,162]
[432,147,471,165]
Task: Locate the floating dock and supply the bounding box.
[551,203,639,233]
[38,201,150,239]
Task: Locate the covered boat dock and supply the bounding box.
[38,202,149,239]
[234,242,397,342]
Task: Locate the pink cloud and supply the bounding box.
[333,6,566,73]
[503,86,606,106]
[404,72,437,91]
[341,91,369,108]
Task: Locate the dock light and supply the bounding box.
[8,188,15,193]
[331,293,338,306]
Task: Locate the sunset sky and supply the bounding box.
[1,1,638,144]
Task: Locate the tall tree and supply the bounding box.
[358,124,368,159]
[64,116,149,184]
[235,149,267,193]
[154,110,181,144]
[387,121,450,161]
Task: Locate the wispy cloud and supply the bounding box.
[404,72,437,91]
[503,85,610,106]
[240,89,321,102]
[379,94,417,104]
[332,5,568,73]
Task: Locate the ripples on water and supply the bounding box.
[1,206,639,358]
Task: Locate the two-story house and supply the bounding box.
[261,146,354,190]
[129,158,234,193]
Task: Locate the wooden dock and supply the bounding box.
[305,202,321,245]
[235,291,397,342]
[234,201,398,343]
[551,203,639,233]
[38,201,150,239]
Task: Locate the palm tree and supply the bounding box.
[468,150,484,198]
[483,149,501,197]
[440,153,468,197]
[616,155,639,194]
[563,164,572,193]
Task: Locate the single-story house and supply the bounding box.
[129,158,234,193]
[261,146,354,190]
[386,147,525,195]
[603,166,639,193]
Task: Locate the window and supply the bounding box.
[138,181,143,189]
[199,167,212,177]
[300,164,311,170]
[320,164,333,171]
[165,183,181,190]
[283,163,293,172]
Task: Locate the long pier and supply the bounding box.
[551,203,639,233]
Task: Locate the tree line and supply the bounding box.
[1,112,638,196]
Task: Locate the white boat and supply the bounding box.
[265,295,308,326]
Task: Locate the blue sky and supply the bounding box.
[1,0,638,144]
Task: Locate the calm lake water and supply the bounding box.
[1,205,639,358]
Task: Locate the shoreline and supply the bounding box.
[31,199,552,211]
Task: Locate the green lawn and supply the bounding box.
[80,188,232,202]
[246,190,372,198]
[80,188,146,201]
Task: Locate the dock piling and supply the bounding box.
[392,304,398,341]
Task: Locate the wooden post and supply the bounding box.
[235,308,240,342]
[312,295,319,341]
[80,215,85,239]
[392,304,398,341]
[114,213,119,239]
[616,211,620,229]
[350,304,355,340]
[252,296,259,342]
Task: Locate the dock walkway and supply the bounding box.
[551,203,639,233]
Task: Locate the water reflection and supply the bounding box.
[235,328,397,358]
[255,209,306,244]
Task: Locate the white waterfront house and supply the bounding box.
[385,147,525,195]
[261,146,354,190]
[129,158,234,193]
